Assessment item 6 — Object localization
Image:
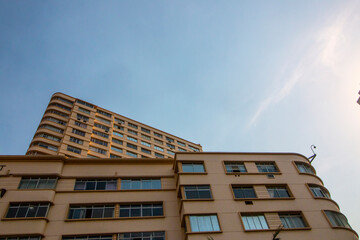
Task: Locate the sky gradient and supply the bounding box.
[1,0,360,233]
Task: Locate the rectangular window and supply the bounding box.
[112,138,123,145]
[154,146,164,152]
[96,109,112,118]
[232,186,257,198]
[241,215,269,230]
[89,146,107,155]
[76,114,89,122]
[68,205,115,219]
[95,116,110,125]
[182,163,205,173]
[166,137,174,143]
[36,133,61,142]
[154,132,162,138]
[189,215,220,232]
[141,141,151,147]
[114,124,124,131]
[91,138,108,147]
[77,99,94,108]
[167,150,175,155]
[63,235,111,240]
[74,121,87,128]
[177,141,186,147]
[43,117,66,125]
[49,103,71,111]
[114,118,124,124]
[128,123,138,129]
[178,147,186,152]
[184,185,212,199]
[256,163,279,173]
[127,136,138,143]
[33,142,58,151]
[324,210,352,229]
[154,139,163,145]
[72,128,85,137]
[280,213,307,228]
[18,177,57,189]
[188,145,200,152]
[78,107,90,115]
[92,130,109,139]
[128,129,138,136]
[74,179,117,190]
[67,145,82,154]
[118,232,165,240]
[94,122,110,132]
[126,151,137,158]
[119,203,163,217]
[127,143,137,150]
[0,236,41,240]
[267,186,291,198]
[70,136,83,145]
[110,154,121,158]
[111,146,123,153]
[113,131,123,138]
[141,134,151,140]
[141,127,150,133]
[225,162,247,173]
[155,153,164,158]
[6,203,50,218]
[46,109,69,118]
[309,185,330,198]
[141,148,151,155]
[296,162,315,174]
[53,96,73,105]
[39,124,64,134]
[121,179,161,190]
[166,143,175,149]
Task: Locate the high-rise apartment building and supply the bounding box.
[26,92,202,159]
[0,153,357,240]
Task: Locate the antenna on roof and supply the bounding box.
[308,145,317,163]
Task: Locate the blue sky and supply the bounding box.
[1,0,360,233]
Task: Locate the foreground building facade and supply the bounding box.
[27,92,202,159]
[0,153,357,240]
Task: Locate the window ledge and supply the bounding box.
[313,197,340,208]
[57,189,174,193]
[65,216,165,222]
[330,226,359,237]
[178,172,208,175]
[226,172,282,175]
[244,227,311,232]
[234,197,295,201]
[186,231,222,235]
[2,217,49,222]
[182,199,214,202]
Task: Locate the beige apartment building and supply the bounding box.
[26,92,202,159]
[0,153,357,240]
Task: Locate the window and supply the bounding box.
[295,162,315,174]
[68,205,115,219]
[36,133,61,142]
[128,123,138,129]
[113,131,123,138]
[115,118,124,124]
[141,141,151,147]
[70,136,83,145]
[39,124,64,134]
[94,122,110,132]
[256,163,278,173]
[241,215,269,230]
[189,215,220,232]
[95,116,110,125]
[324,210,352,229]
[141,127,150,133]
[141,148,151,154]
[91,138,108,146]
[126,151,137,158]
[112,138,123,145]
[32,142,58,151]
[0,236,41,240]
[49,103,71,111]
[177,141,186,147]
[114,124,124,130]
[121,179,161,190]
[118,232,165,240]
[72,128,85,137]
[75,121,87,128]
[67,145,81,154]
[188,145,200,152]
[154,146,164,152]
[154,139,163,145]
[141,134,151,140]
[225,162,247,173]
[178,147,186,152]
[18,177,57,189]
[111,146,123,153]
[128,129,137,136]
[110,154,121,158]
[77,99,94,108]
[184,185,212,199]
[78,107,90,115]
[309,185,330,198]
[77,114,89,122]
[154,132,162,138]
[127,136,138,143]
[127,143,137,150]
[52,96,73,105]
[92,130,109,138]
[166,137,174,143]
[87,155,98,158]
[6,203,50,218]
[63,235,112,240]
[119,203,163,217]
[232,186,256,199]
[182,163,205,173]
[279,213,307,228]
[96,109,112,118]
[89,146,107,155]
[167,150,175,155]
[166,143,175,149]
[43,116,66,125]
[154,153,164,158]
[74,179,117,190]
[267,186,291,198]
[46,109,69,118]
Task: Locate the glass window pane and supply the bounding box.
[36,206,48,217]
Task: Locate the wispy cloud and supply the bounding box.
[247,2,356,128]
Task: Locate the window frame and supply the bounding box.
[223,161,247,174]
[266,185,293,199]
[67,204,115,220]
[232,185,257,199]
[119,202,164,218]
[186,214,221,233]
[18,177,58,190]
[180,162,206,174]
[279,212,309,229]
[181,185,213,200]
[240,214,269,231]
[255,162,280,173]
[323,210,354,233]
[294,161,316,175]
[307,183,332,200]
[5,202,51,219]
[120,179,161,190]
[74,179,118,191]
